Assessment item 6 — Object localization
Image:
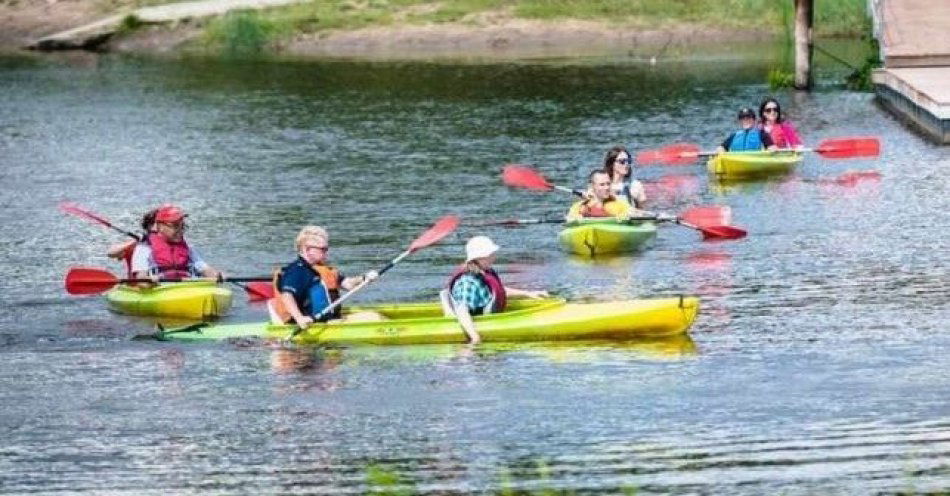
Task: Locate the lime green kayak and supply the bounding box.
[155,296,699,345]
[707,151,803,179]
[106,281,233,320]
[558,218,657,257]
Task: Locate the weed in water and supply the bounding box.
[768,67,794,89]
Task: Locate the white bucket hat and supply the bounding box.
[465,235,499,262]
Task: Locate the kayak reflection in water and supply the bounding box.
[603,146,647,209]
[566,170,644,222]
[129,204,222,285]
[106,207,157,276]
[268,226,382,330]
[443,236,548,344]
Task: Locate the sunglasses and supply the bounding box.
[160,221,186,230]
[763,107,779,113]
[615,158,631,165]
[305,244,329,252]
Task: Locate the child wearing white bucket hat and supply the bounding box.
[443,235,549,344]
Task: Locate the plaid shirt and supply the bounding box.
[450,273,492,314]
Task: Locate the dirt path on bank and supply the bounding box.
[279,19,770,60]
[2,0,772,59]
[0,0,102,49]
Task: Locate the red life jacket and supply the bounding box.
[447,266,507,314]
[579,196,618,217]
[146,232,192,279]
[581,204,611,217]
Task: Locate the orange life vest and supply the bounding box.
[270,262,342,323]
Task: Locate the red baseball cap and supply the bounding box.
[155,204,187,223]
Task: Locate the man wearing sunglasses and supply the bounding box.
[130,204,222,284]
[269,226,380,329]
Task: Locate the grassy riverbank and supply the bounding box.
[199,0,869,55]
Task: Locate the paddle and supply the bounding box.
[502,165,586,196]
[284,214,460,342]
[64,267,271,295]
[59,202,275,301]
[501,165,745,240]
[59,202,141,240]
[475,205,728,228]
[635,137,881,166]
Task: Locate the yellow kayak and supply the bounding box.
[156,296,700,345]
[558,218,657,257]
[707,151,803,179]
[105,281,233,320]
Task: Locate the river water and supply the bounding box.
[1,43,948,494]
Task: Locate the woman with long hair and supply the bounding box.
[758,97,803,149]
[603,145,646,209]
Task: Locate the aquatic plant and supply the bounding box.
[768,67,795,89]
[846,37,881,92]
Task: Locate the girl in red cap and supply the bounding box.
[129,204,222,283]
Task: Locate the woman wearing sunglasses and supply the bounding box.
[758,97,803,149]
[603,145,647,209]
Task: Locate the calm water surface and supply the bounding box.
[1,44,948,494]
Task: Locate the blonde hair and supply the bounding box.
[295,225,329,251]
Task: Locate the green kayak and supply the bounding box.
[558,218,657,257]
[154,296,699,345]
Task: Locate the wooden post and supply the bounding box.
[794,0,814,90]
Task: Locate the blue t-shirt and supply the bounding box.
[279,257,344,319]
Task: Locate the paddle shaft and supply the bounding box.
[109,225,142,241]
[555,185,585,196]
[118,276,270,284]
[313,248,411,320]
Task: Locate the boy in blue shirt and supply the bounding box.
[717,107,776,152]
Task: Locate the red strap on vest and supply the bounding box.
[446,266,507,313]
[147,233,191,279]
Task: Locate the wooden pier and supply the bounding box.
[871,0,950,144]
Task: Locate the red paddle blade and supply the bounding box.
[636,144,701,166]
[815,137,880,159]
[65,267,119,295]
[502,164,553,191]
[409,215,460,252]
[681,206,731,228]
[243,281,274,301]
[59,202,117,229]
[700,225,747,240]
